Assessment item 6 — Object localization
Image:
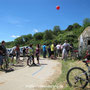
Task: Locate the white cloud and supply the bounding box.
[34,29,39,33]
[11,35,20,38]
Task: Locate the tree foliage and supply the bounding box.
[66,25,73,31]
[73,23,81,29]
[53,26,61,35]
[22,34,32,42]
[34,32,43,40]
[43,30,54,40]
[83,18,90,28]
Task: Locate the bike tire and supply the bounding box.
[66,67,88,89]
[27,56,32,66]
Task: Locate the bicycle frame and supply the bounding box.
[82,61,90,83]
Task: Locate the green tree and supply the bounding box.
[53,26,61,35]
[83,18,90,28]
[66,25,73,31]
[22,34,32,42]
[33,32,43,40]
[14,36,24,45]
[43,30,54,40]
[73,23,81,29]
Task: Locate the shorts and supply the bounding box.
[0,55,3,65]
[36,53,39,57]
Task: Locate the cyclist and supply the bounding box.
[27,44,36,66]
[36,44,40,64]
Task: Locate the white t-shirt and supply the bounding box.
[62,43,68,50]
[56,44,60,50]
[62,43,70,50]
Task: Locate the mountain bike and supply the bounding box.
[66,55,90,89]
[27,55,33,66]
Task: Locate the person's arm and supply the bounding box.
[26,48,29,54]
[0,50,3,53]
[61,44,64,50]
[45,46,47,51]
[0,46,3,54]
[15,47,17,51]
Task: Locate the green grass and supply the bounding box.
[50,59,90,90]
[2,57,16,69]
[51,60,75,90]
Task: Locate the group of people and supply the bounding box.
[10,44,40,66]
[42,40,73,60]
[0,40,74,70]
[0,41,41,70]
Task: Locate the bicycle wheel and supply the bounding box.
[27,56,32,66]
[67,67,88,89]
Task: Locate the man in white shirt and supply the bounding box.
[56,43,61,57]
[62,40,68,61]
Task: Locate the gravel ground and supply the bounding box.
[0,57,61,90]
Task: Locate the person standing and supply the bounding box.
[54,43,57,59]
[23,47,26,60]
[27,44,36,65]
[0,41,7,70]
[60,43,62,57]
[47,45,51,58]
[0,46,3,70]
[56,43,60,57]
[11,49,16,65]
[50,43,54,59]
[15,45,20,63]
[62,40,68,61]
[42,44,46,58]
[36,44,40,64]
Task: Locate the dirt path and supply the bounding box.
[0,58,61,90]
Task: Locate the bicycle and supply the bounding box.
[27,55,33,66]
[66,55,90,89]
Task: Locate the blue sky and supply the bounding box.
[0,0,90,42]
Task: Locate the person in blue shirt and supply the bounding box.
[42,44,46,58]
